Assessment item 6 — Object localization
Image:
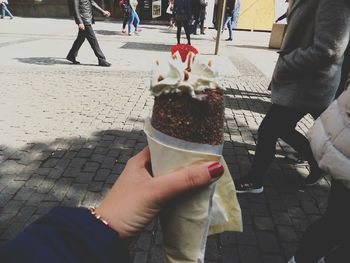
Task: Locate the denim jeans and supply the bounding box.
[128,10,140,33]
[222,16,233,39]
[1,3,14,18]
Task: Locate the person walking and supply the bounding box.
[173,0,193,45]
[66,0,111,67]
[193,0,207,35]
[128,0,140,36]
[119,0,130,33]
[166,0,175,29]
[234,0,350,194]
[221,0,235,41]
[290,84,350,262]
[0,0,14,19]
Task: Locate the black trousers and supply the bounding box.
[195,18,205,33]
[249,104,321,185]
[67,25,106,61]
[295,180,350,262]
[176,20,191,45]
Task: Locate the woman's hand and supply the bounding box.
[95,147,224,238]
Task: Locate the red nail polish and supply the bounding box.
[208,162,224,179]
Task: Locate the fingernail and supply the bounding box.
[208,162,224,179]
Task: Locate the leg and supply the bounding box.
[84,25,106,62]
[122,14,128,30]
[295,181,350,262]
[227,17,233,40]
[200,18,205,34]
[67,28,86,60]
[1,3,5,18]
[183,22,191,45]
[133,11,140,31]
[222,16,230,32]
[249,105,306,182]
[235,105,306,193]
[128,11,135,34]
[176,21,182,44]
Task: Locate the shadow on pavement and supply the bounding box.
[15,57,71,66]
[121,42,173,52]
[232,44,275,51]
[15,57,98,67]
[95,30,124,36]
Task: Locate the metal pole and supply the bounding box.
[214,0,227,55]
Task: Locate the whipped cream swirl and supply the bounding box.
[150,54,221,98]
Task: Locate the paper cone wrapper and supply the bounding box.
[144,120,242,263]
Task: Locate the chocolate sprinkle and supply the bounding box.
[151,89,224,145]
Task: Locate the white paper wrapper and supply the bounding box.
[144,119,242,263]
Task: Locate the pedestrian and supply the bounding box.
[173,0,193,45]
[0,147,224,262]
[231,0,240,35]
[221,0,235,41]
[166,0,175,29]
[66,0,112,67]
[234,0,350,194]
[119,0,130,33]
[290,85,350,262]
[193,0,207,35]
[128,0,140,36]
[0,0,14,19]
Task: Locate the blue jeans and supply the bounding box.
[222,15,233,39]
[128,10,140,33]
[1,3,13,18]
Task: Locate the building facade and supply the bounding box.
[9,0,282,31]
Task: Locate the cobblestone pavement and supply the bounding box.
[0,18,330,262]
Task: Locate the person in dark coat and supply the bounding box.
[0,148,224,262]
[66,0,111,67]
[193,0,207,35]
[173,0,193,45]
[234,0,350,193]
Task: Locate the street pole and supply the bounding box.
[214,0,227,55]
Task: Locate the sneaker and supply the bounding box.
[98,60,111,67]
[235,178,263,194]
[304,170,324,186]
[66,55,80,64]
[122,29,127,33]
[137,28,142,32]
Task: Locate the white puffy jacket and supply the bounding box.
[308,88,350,188]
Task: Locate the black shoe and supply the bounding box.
[225,38,233,41]
[235,177,263,194]
[98,60,111,67]
[200,31,205,35]
[304,170,324,186]
[66,55,80,64]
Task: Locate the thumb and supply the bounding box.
[151,161,224,203]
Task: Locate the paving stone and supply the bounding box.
[133,251,148,263]
[136,232,152,251]
[238,246,262,263]
[263,255,285,263]
[254,216,275,231]
[277,226,299,242]
[222,247,240,263]
[256,231,280,253]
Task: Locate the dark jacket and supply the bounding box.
[0,207,131,262]
[270,0,350,112]
[193,0,207,20]
[70,0,105,25]
[173,0,193,18]
[225,0,235,16]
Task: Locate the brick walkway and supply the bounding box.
[0,18,330,263]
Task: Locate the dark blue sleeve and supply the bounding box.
[0,207,131,263]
